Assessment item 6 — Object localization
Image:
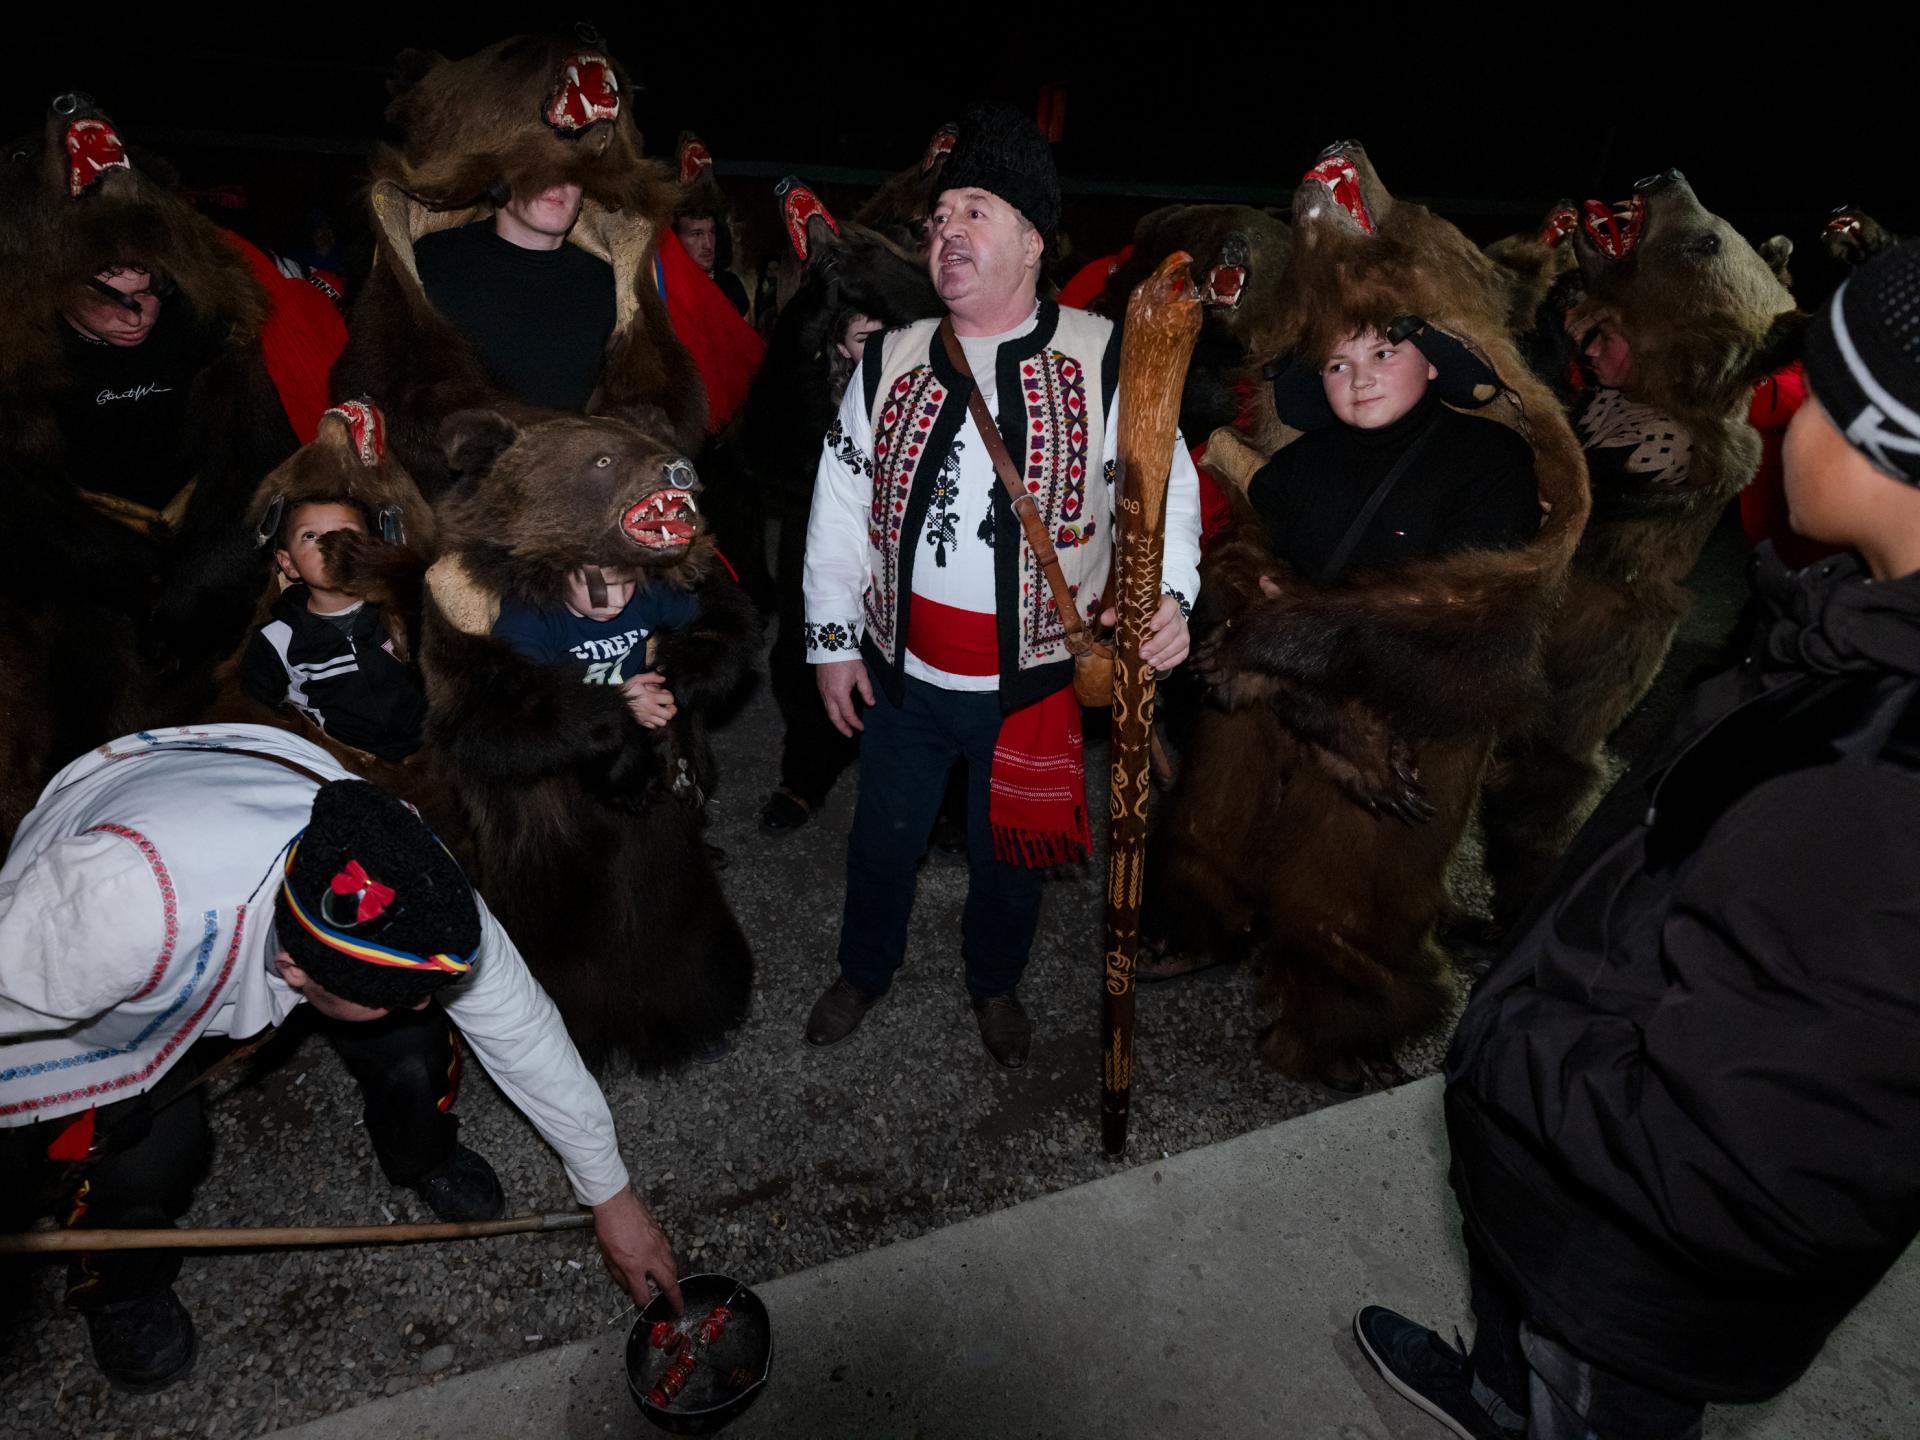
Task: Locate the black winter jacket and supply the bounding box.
[1447,546,1920,1403]
[239,586,426,762]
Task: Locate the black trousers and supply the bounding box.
[769,509,860,807]
[1466,1239,1706,1439]
[0,1006,461,1309]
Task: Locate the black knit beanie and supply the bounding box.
[277,781,480,1009]
[939,100,1059,243]
[1803,238,1920,486]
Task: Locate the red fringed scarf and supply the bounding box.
[909,598,1089,868]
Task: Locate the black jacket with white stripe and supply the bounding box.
[239,585,426,761]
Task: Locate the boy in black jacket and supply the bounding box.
[1355,240,1920,1438]
[240,500,427,761]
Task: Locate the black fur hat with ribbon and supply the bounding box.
[1268,314,1504,430]
[276,781,480,1009]
[939,99,1059,243]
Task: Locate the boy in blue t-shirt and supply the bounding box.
[491,565,701,731]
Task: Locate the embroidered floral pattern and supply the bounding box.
[825,415,871,478]
[977,481,998,549]
[804,619,859,653]
[1018,350,1095,660]
[925,440,964,567]
[867,366,946,654]
[1164,585,1192,619]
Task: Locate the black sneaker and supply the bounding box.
[412,1144,505,1223]
[1352,1306,1516,1440]
[83,1288,197,1393]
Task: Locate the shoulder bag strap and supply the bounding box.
[939,318,1095,657]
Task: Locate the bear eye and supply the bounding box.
[594,455,612,468]
[1684,232,1722,258]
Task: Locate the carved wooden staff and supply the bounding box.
[0,1210,592,1254]
[1103,252,1203,1156]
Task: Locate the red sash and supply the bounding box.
[907,598,1088,867]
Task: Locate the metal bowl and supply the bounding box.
[626,1273,773,1435]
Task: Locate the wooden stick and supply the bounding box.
[0,1210,593,1254]
[1102,252,1203,1157]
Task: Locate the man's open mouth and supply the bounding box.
[545,52,620,132]
[777,178,838,261]
[1303,148,1373,234]
[621,488,699,550]
[65,117,129,198]
[1581,195,1645,259]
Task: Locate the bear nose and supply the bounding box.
[52,91,95,117]
[1317,139,1360,161]
[1634,168,1686,193]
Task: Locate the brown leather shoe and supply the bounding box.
[804,976,880,1048]
[971,992,1030,1070]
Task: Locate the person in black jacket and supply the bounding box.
[240,499,427,761]
[1354,239,1920,1438]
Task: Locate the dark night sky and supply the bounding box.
[5,22,1908,303]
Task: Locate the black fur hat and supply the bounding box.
[1804,238,1920,486]
[939,100,1059,242]
[1268,315,1503,430]
[277,781,480,1009]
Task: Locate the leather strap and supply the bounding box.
[939,318,1096,658]
[1316,413,1443,584]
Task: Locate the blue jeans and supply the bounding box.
[835,676,1044,999]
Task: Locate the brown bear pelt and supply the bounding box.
[0,92,300,816]
[1147,141,1591,1079]
[1480,172,1803,924]
[420,409,758,1071]
[1091,203,1294,444]
[1483,201,1579,340]
[853,122,956,252]
[197,403,458,840]
[330,35,707,493]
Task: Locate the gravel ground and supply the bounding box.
[0,519,1749,1440]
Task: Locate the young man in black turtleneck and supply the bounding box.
[1249,326,1539,580]
[412,181,614,412]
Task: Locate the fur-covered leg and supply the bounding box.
[1479,740,1605,928]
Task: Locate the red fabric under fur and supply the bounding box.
[657,227,764,432]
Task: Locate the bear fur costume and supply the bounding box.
[734,180,943,812]
[853,122,957,252]
[1091,204,1295,446]
[0,93,303,650]
[1149,142,1591,1079]
[1823,205,1900,269]
[1483,201,1580,341]
[420,408,758,1070]
[196,401,458,837]
[1480,171,1803,925]
[331,34,709,494]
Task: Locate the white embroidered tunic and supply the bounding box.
[0,725,631,1206]
[802,301,1203,710]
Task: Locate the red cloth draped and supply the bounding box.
[656,227,765,432]
[908,599,1088,866]
[226,232,347,444]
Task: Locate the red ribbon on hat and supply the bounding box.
[330,860,395,924]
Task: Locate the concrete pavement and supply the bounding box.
[269,1077,1919,1440]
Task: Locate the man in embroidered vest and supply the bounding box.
[0,726,682,1392]
[800,102,1203,1068]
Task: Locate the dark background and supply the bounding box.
[6,22,1909,307]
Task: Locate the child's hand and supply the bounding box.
[621,671,678,729]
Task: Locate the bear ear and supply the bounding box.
[439,409,520,480]
[386,48,439,100]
